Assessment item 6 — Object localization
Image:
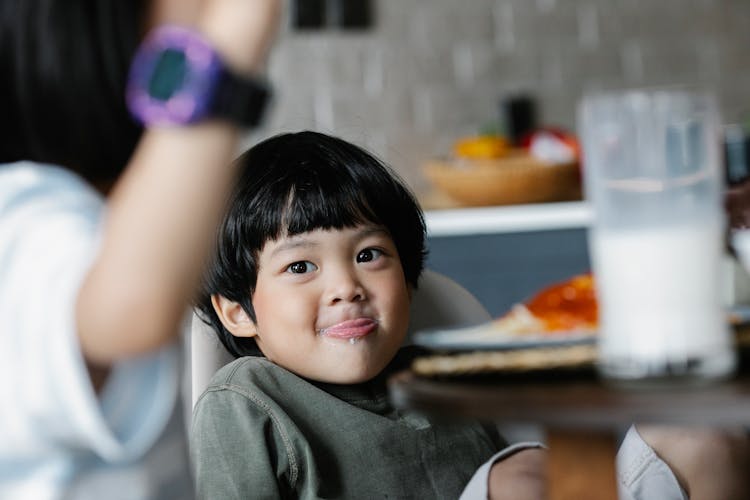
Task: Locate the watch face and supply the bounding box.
[148,48,188,101]
[127,25,222,125]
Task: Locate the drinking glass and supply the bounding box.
[578,87,736,385]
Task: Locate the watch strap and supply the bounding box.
[214,70,271,128]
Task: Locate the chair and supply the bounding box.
[189,269,491,408]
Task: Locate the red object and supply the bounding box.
[525,273,597,332]
[521,127,581,161]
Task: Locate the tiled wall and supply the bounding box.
[249,0,750,198]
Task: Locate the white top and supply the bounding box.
[0,162,191,499]
[617,426,687,500]
[424,201,592,237]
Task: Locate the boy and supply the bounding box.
[191,131,546,499]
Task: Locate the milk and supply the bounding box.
[590,222,736,382]
[580,87,737,384]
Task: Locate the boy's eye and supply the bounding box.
[286,261,318,274]
[356,248,383,263]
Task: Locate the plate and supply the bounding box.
[414,305,750,352]
[413,324,595,351]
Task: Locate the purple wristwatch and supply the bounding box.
[126,25,270,127]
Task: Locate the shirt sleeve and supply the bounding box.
[0,163,180,463]
[458,441,546,500]
[616,425,688,500]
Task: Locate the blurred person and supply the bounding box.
[0,0,280,498]
[191,131,548,500]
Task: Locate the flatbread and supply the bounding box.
[412,344,597,377]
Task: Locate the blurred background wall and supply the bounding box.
[249,0,750,200]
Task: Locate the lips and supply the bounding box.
[319,318,378,340]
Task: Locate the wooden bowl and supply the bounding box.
[423,152,581,207]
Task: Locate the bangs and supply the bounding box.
[246,142,397,243]
[281,178,384,237]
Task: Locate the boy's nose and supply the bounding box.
[327,269,366,304]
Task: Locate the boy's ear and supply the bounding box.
[211,295,258,338]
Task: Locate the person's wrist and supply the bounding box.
[198,27,266,78]
[197,0,280,77]
[126,24,271,128]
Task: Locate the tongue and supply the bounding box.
[321,318,377,339]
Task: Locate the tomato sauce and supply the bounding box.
[524,273,598,332]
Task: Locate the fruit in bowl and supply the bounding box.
[453,135,509,160]
[423,150,580,206]
[423,131,581,206]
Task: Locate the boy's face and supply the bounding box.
[214,224,412,384]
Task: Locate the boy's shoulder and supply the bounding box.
[203,356,325,402]
[197,357,320,419]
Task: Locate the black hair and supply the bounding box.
[196,131,427,358]
[0,0,147,184]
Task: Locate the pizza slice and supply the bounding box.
[491,273,597,335]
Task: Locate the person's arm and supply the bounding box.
[636,424,750,500]
[76,0,280,366]
[488,448,547,500]
[460,443,546,500]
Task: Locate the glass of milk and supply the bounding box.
[578,87,737,385]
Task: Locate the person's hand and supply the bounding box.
[488,448,547,500]
[199,0,282,75]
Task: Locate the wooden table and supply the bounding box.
[388,367,750,499]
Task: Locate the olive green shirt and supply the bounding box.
[191,349,504,499]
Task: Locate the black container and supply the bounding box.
[500,95,537,146]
